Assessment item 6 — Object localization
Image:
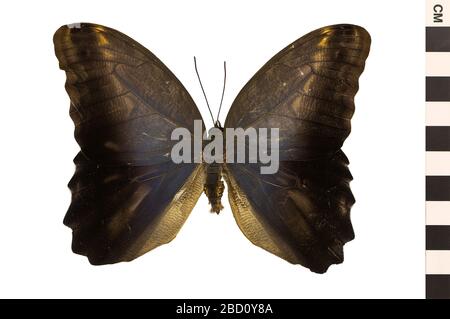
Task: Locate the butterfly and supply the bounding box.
[54,22,370,273]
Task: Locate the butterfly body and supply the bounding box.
[204,162,225,214]
[203,125,225,214]
[54,23,370,273]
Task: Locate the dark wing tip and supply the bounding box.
[319,23,371,35]
[53,22,92,64]
[53,22,107,47]
[311,23,371,50]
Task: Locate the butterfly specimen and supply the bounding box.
[54,23,370,273]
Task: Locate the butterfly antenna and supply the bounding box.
[194,56,215,125]
[215,61,226,127]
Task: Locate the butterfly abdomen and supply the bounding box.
[203,163,225,214]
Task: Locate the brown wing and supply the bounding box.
[54,23,205,264]
[224,24,370,273]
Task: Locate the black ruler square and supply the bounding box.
[426,126,450,151]
[426,176,450,200]
[426,77,450,101]
[426,275,450,299]
[427,27,450,52]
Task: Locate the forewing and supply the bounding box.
[224,25,370,273]
[225,24,370,161]
[54,23,204,264]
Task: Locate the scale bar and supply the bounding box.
[426,0,450,299]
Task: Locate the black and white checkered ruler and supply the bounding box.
[426,0,450,299]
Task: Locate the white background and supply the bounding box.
[0,0,424,298]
